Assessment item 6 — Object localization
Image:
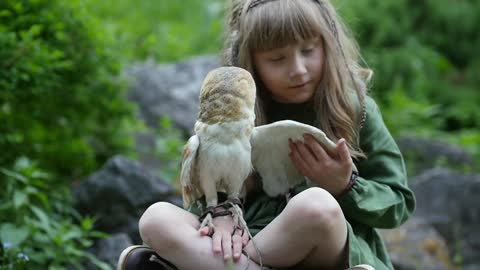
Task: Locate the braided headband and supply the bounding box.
[246,0,278,12]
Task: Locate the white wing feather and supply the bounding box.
[250,120,338,197]
[179,135,202,209]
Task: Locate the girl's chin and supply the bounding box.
[273,97,312,104]
[273,92,314,104]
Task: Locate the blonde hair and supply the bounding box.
[224,0,371,159]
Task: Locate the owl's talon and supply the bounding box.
[199,206,214,222]
[231,224,245,237]
[199,213,208,228]
[199,213,215,236]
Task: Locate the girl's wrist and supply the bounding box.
[335,171,358,198]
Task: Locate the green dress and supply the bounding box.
[190,96,416,269]
[242,96,416,269]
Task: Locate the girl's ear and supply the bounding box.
[358,68,373,84]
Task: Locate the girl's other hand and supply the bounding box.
[199,215,249,262]
[289,134,353,196]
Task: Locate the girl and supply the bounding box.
[119,0,415,269]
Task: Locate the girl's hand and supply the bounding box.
[289,134,353,196]
[199,215,249,262]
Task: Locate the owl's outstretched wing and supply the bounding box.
[179,135,203,210]
[250,120,338,197]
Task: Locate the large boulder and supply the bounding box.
[397,136,475,176]
[125,55,220,133]
[381,217,454,270]
[89,233,133,268]
[74,155,181,243]
[410,168,480,269]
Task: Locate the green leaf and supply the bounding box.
[0,9,12,18]
[80,216,95,231]
[82,252,113,270]
[13,190,28,208]
[0,223,29,246]
[60,229,83,242]
[0,168,28,183]
[30,205,51,230]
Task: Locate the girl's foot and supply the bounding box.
[117,245,177,270]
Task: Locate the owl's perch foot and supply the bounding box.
[226,199,246,234]
[225,198,263,268]
[199,207,215,235]
[199,212,215,233]
[198,198,245,236]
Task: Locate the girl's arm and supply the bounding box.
[337,96,416,229]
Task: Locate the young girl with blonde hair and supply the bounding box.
[118,0,415,269]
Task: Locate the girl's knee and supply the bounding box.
[139,202,178,245]
[139,202,176,227]
[288,187,344,230]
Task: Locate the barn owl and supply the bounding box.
[180,66,256,230]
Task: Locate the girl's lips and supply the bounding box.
[289,81,309,88]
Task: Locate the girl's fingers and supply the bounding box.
[289,139,310,174]
[293,139,318,169]
[231,233,243,261]
[212,231,222,255]
[303,134,329,161]
[221,232,232,260]
[198,226,211,237]
[337,138,351,164]
[241,229,249,247]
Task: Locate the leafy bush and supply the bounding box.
[334,0,480,162]
[154,117,185,184]
[81,0,225,63]
[0,0,141,268]
[0,0,137,179]
[0,158,111,270]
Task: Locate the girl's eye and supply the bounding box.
[270,56,284,62]
[301,47,314,54]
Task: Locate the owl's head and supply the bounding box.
[198,66,256,123]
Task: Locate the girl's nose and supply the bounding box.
[289,54,307,78]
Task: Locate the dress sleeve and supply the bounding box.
[337,96,416,229]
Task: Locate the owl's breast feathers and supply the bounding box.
[181,67,256,209]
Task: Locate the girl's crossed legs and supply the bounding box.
[139,187,348,270]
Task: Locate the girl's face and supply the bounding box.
[253,37,324,104]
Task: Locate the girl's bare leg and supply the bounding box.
[245,187,348,269]
[139,187,347,270]
[139,202,261,270]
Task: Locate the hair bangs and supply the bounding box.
[245,0,322,52]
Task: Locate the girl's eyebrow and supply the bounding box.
[258,45,288,54]
[302,36,320,44]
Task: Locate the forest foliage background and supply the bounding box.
[1,0,479,269]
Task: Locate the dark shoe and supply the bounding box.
[117,245,177,270]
